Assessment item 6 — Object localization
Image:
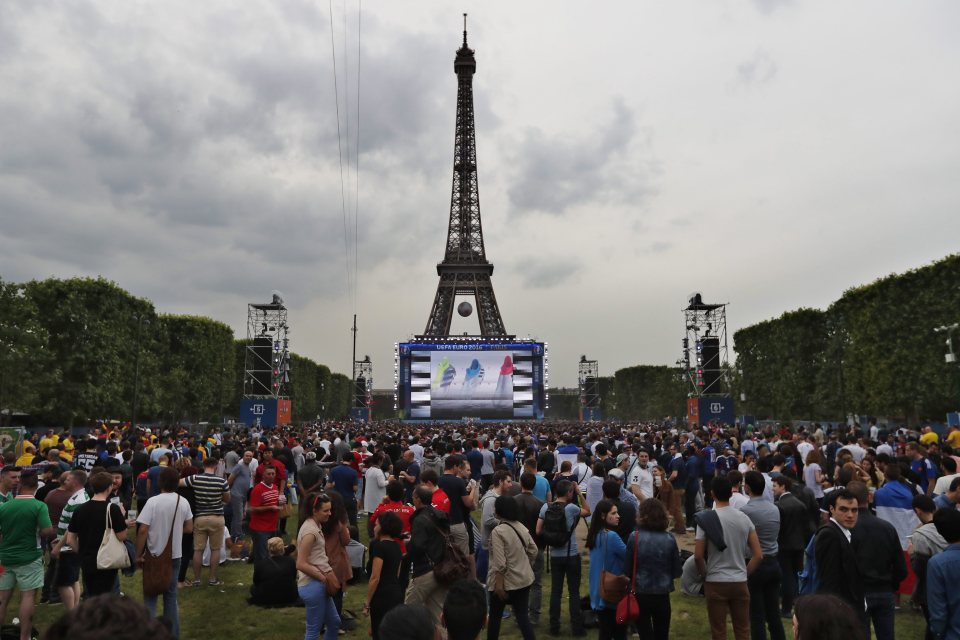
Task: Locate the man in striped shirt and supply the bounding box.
[49,469,88,610]
[180,458,229,586]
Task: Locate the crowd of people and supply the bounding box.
[0,419,958,640]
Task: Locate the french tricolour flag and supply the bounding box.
[874,481,920,550]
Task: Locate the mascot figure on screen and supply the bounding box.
[495,355,514,398]
[433,356,457,390]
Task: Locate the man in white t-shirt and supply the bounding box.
[136,466,194,638]
[795,437,814,465]
[626,449,655,502]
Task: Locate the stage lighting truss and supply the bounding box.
[243,299,290,400]
[578,356,600,410]
[681,295,730,397]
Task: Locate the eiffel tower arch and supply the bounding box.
[422,17,508,338]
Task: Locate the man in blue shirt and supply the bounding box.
[934,478,959,512]
[927,508,960,640]
[465,442,484,482]
[523,459,552,503]
[909,442,938,497]
[327,458,359,524]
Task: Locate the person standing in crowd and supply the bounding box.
[909,494,948,637]
[227,450,255,539]
[740,471,784,640]
[249,465,282,564]
[815,489,864,610]
[179,457,229,587]
[135,466,193,639]
[537,478,590,636]
[846,480,906,640]
[908,443,938,497]
[0,470,54,640]
[479,443,496,493]
[297,451,326,501]
[438,455,476,559]
[627,498,682,640]
[399,450,421,505]
[322,491,353,626]
[684,445,703,531]
[667,444,687,534]
[297,493,342,640]
[64,471,127,597]
[694,476,763,640]
[365,511,405,640]
[772,476,810,618]
[405,487,450,625]
[515,472,546,626]
[328,456,359,525]
[587,499,627,640]
[926,508,960,640]
[49,469,88,611]
[41,470,72,605]
[602,479,636,545]
[479,470,513,572]
[364,453,390,515]
[487,495,538,640]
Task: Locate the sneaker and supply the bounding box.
[686,526,695,532]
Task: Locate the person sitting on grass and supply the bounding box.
[249,536,299,608]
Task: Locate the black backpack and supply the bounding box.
[541,502,575,548]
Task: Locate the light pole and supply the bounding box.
[131,313,150,429]
[935,323,959,410]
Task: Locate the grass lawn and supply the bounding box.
[14,518,928,640]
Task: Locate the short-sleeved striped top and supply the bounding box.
[185,473,229,517]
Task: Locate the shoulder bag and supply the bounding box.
[142,496,180,596]
[599,531,629,604]
[615,531,640,625]
[424,512,469,586]
[97,503,132,570]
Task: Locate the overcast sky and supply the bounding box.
[1,1,958,389]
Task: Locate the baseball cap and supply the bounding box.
[608,468,625,480]
[615,453,629,465]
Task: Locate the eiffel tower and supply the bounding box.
[422,16,509,337]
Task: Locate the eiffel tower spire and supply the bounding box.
[423,16,508,337]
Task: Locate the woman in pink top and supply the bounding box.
[296,494,342,640]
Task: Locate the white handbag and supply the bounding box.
[97,503,131,570]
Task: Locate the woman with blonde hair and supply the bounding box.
[249,536,298,607]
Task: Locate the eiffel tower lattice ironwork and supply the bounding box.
[422,16,509,337]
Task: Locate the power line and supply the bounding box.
[328,0,353,312]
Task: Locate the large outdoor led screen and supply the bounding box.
[398,341,545,420]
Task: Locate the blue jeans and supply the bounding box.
[298,579,340,640]
[144,558,181,639]
[863,591,895,640]
[550,555,583,632]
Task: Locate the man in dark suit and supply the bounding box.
[815,488,865,611]
[848,481,906,640]
[773,475,811,617]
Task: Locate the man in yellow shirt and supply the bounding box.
[15,443,38,467]
[38,430,59,453]
[59,435,75,463]
[920,427,940,447]
[947,427,960,450]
